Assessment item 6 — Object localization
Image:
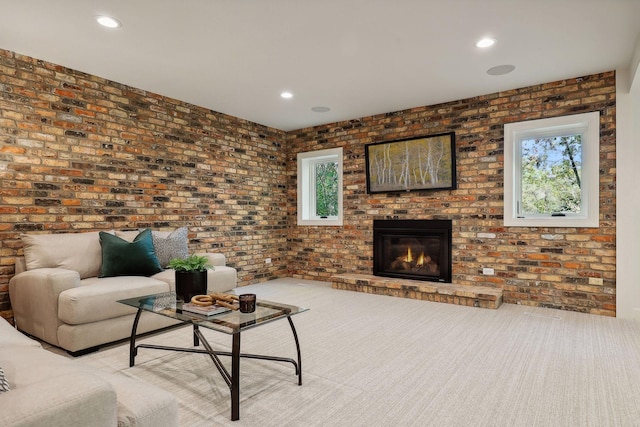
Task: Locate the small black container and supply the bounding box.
[239,294,256,313]
[175,270,208,302]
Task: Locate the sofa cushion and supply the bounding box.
[152,227,189,268]
[57,311,180,354]
[58,276,170,324]
[99,229,163,278]
[0,345,108,390]
[21,231,107,279]
[0,346,119,425]
[0,333,176,427]
[0,316,42,349]
[92,370,179,427]
[0,371,117,427]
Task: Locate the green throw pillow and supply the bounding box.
[99,229,163,277]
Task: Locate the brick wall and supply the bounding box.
[0,48,289,321]
[0,46,617,320]
[286,71,616,316]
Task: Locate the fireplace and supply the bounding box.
[373,219,452,283]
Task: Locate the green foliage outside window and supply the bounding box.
[520,135,582,214]
[315,161,338,217]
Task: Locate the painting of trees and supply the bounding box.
[366,133,456,193]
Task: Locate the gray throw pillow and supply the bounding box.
[0,366,9,393]
[152,227,189,268]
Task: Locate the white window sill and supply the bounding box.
[297,218,343,226]
[504,216,598,228]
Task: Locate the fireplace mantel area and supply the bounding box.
[332,219,503,309]
[332,273,503,309]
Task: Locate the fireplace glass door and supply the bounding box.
[373,220,452,283]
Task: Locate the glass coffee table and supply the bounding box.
[118,292,308,421]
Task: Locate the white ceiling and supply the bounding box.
[1,0,639,131]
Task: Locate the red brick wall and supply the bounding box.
[0,49,289,321]
[286,71,616,316]
[0,46,617,320]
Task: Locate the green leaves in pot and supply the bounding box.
[167,254,214,272]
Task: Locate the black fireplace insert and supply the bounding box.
[373,219,452,283]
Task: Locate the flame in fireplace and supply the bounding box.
[391,244,440,276]
[404,247,426,266]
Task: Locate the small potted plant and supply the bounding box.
[168,254,214,302]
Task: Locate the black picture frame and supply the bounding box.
[365,132,456,193]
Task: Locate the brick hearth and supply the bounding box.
[332,274,503,309]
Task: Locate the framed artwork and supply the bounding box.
[365,132,456,193]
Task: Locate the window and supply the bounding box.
[297,147,343,226]
[504,112,599,227]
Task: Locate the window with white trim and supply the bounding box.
[504,111,599,227]
[297,147,343,226]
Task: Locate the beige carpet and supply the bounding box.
[78,278,640,426]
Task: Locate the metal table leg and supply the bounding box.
[231,332,241,421]
[288,316,303,385]
[129,307,143,367]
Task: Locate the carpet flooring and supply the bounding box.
[78,278,640,426]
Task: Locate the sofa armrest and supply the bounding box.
[9,268,81,347]
[195,252,226,267]
[0,372,117,427]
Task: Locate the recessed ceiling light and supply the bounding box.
[280,91,293,99]
[487,64,515,76]
[96,16,121,28]
[475,38,496,48]
[311,106,331,113]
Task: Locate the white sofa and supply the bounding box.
[0,316,179,427]
[9,229,237,354]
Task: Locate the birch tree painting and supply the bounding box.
[366,133,456,193]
